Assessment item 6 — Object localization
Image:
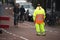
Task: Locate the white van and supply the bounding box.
[16,1,34,21]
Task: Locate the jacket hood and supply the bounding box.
[36,6,43,10]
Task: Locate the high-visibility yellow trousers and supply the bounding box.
[35,23,45,33]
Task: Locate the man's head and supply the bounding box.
[37,4,41,10]
[37,4,40,7]
[21,5,23,8]
[15,3,19,7]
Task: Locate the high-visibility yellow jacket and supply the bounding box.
[33,6,46,21]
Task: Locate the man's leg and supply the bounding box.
[35,23,41,35]
[14,14,16,25]
[20,15,22,22]
[22,15,24,22]
[14,14,18,27]
[14,14,18,25]
[40,23,46,36]
[16,14,19,25]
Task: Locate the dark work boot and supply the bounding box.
[36,33,41,36]
[41,32,46,36]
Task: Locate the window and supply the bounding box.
[23,5,30,8]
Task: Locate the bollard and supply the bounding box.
[0,16,10,29]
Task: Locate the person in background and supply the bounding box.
[25,10,29,21]
[13,3,19,27]
[20,5,25,22]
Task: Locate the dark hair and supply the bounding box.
[21,5,23,7]
[37,4,40,6]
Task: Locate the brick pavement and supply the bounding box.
[0,4,60,40]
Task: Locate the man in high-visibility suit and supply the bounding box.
[33,4,46,36]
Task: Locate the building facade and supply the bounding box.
[46,0,60,11]
[0,0,15,5]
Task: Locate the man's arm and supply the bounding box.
[43,9,46,19]
[33,10,36,21]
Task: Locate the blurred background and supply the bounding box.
[0,0,60,40]
[0,0,60,25]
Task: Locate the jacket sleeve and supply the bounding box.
[33,10,36,21]
[43,9,46,19]
[44,10,46,19]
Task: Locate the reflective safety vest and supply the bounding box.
[35,14,44,24]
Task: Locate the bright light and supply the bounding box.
[16,0,26,3]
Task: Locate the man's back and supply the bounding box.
[20,7,25,14]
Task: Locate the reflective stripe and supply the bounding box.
[37,17,43,20]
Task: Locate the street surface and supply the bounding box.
[0,4,60,40]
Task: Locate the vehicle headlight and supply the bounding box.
[29,14,32,16]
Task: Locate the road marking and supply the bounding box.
[5,7,8,9]
[9,33,12,35]
[13,34,16,36]
[2,28,29,40]
[20,36,28,40]
[9,7,12,9]
[6,32,10,34]
[54,31,58,33]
